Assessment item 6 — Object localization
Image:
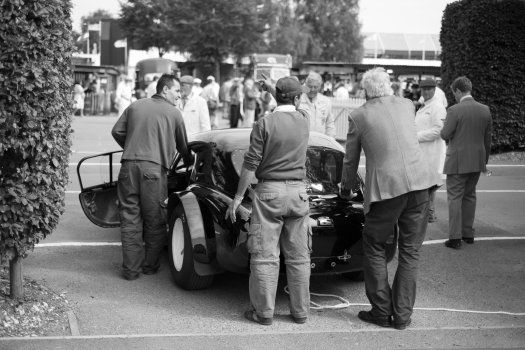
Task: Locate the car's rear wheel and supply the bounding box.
[168,204,214,290]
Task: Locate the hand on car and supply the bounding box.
[338,183,356,200]
[225,195,243,222]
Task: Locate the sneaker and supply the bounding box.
[357,310,392,327]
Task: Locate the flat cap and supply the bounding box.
[420,78,437,88]
[275,76,306,98]
[180,75,194,84]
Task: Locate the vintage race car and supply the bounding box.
[77,129,397,290]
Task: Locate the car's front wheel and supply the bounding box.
[168,204,214,290]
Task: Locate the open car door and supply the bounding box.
[77,150,122,228]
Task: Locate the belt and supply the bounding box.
[258,179,304,184]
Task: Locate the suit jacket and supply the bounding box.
[440,96,492,174]
[341,95,439,214]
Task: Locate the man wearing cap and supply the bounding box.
[201,75,220,129]
[178,75,211,136]
[225,76,310,326]
[415,78,447,223]
[339,68,439,330]
[441,76,492,249]
[299,71,335,138]
[112,74,193,280]
[192,78,203,96]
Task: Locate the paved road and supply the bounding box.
[3,116,524,349]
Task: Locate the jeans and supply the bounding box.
[247,180,311,319]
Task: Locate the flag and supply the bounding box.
[114,38,127,48]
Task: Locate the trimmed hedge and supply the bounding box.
[440,0,525,152]
[0,0,74,263]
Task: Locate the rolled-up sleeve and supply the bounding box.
[243,121,265,171]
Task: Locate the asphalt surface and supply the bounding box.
[1,115,524,349]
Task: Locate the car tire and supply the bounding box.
[168,204,214,290]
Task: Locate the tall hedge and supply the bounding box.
[440,0,525,152]
[0,0,74,264]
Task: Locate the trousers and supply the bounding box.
[362,189,429,324]
[446,172,481,240]
[117,160,167,278]
[247,180,311,319]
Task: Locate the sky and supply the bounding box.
[71,0,457,34]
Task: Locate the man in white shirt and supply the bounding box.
[201,76,221,129]
[298,72,335,138]
[178,75,211,136]
[192,78,203,96]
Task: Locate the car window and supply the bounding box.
[305,147,343,194]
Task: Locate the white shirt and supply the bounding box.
[415,96,447,182]
[298,93,335,138]
[178,92,211,135]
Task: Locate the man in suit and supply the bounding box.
[441,76,492,249]
[340,68,439,330]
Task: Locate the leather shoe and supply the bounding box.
[291,315,307,324]
[142,268,158,275]
[394,318,412,330]
[123,273,139,281]
[357,310,392,327]
[244,310,272,326]
[444,239,462,249]
[462,237,474,244]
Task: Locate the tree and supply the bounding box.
[440,0,525,152]
[296,0,363,62]
[167,0,267,78]
[0,0,73,297]
[119,0,174,57]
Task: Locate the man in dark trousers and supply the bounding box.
[441,76,492,249]
[225,77,310,326]
[112,74,193,281]
[339,68,439,330]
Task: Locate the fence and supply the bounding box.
[79,91,116,116]
[331,97,366,141]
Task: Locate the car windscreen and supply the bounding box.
[230,147,343,195]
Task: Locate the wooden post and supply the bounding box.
[9,254,23,299]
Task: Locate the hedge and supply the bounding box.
[0,0,74,264]
[440,0,525,152]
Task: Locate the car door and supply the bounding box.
[77,150,122,228]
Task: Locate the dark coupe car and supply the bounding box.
[77,129,397,290]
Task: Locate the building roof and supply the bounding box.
[363,33,441,59]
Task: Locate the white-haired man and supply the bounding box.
[298,72,335,138]
[339,68,439,330]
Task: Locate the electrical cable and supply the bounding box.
[283,286,525,315]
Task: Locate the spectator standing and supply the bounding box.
[229,78,243,128]
[145,76,159,98]
[415,78,447,223]
[225,77,310,326]
[201,75,220,129]
[115,76,134,116]
[299,72,335,138]
[440,76,492,249]
[111,74,193,280]
[192,78,203,96]
[219,76,233,120]
[242,78,258,127]
[334,81,350,99]
[73,81,85,117]
[339,68,439,330]
[178,75,211,135]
